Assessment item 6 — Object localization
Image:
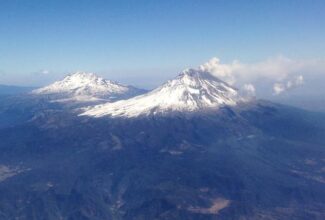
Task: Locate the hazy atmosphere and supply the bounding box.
[0,1,325,219]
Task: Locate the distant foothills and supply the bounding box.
[0,84,36,95]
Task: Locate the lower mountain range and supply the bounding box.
[0,71,324,220]
[0,85,35,95]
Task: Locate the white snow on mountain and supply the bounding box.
[81,68,242,118]
[32,72,144,102]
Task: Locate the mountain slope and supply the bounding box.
[0,101,324,220]
[0,73,146,128]
[82,69,241,117]
[32,72,145,102]
[1,69,325,219]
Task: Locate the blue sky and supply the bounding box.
[0,0,325,87]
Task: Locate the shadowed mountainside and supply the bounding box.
[0,100,324,220]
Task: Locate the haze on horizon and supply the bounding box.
[0,0,324,108]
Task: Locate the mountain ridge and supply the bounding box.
[82,68,247,118]
[32,72,145,102]
[0,84,35,95]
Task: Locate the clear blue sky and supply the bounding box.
[0,0,324,87]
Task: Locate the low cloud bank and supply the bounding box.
[199,56,325,96]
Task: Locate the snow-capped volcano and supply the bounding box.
[82,68,241,118]
[32,72,144,102]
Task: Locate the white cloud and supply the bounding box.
[199,56,324,96]
[273,75,304,95]
[242,83,256,96]
[287,75,304,88]
[31,69,51,77]
[199,57,238,85]
[273,83,286,95]
[40,70,50,75]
